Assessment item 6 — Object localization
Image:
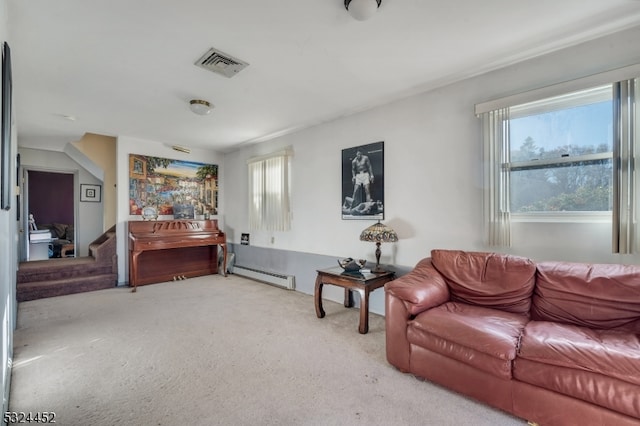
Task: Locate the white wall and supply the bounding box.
[115,136,225,284]
[223,25,640,271]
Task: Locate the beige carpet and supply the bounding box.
[9,274,524,426]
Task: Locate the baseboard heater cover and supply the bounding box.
[233,265,295,290]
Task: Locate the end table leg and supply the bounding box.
[314,275,325,318]
[220,243,228,277]
[357,288,368,334]
[344,288,353,308]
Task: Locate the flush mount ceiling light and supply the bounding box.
[189,99,212,115]
[344,0,382,21]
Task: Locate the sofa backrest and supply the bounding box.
[430,249,536,315]
[532,261,640,332]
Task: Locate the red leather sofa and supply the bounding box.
[385,249,640,425]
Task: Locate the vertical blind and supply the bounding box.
[482,108,511,247]
[612,79,638,254]
[248,150,292,232]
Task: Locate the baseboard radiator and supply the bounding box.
[233,265,295,290]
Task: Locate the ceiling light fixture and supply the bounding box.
[189,99,212,115]
[344,0,382,21]
[172,145,191,154]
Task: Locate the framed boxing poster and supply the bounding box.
[341,141,384,220]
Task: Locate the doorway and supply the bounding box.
[23,170,75,261]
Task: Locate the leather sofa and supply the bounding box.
[385,249,640,425]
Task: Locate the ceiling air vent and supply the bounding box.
[194,47,249,78]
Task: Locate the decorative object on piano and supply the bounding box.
[337,257,366,272]
[141,206,158,221]
[128,154,219,218]
[173,204,194,220]
[359,220,398,273]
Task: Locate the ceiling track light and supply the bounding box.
[189,99,212,115]
[344,0,382,21]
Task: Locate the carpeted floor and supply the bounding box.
[9,274,524,425]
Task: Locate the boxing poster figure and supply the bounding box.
[341,141,384,220]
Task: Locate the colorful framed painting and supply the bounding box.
[128,154,219,218]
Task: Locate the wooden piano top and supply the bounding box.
[128,219,225,251]
[129,219,221,234]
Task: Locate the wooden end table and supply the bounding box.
[314,267,395,334]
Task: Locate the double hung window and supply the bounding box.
[509,86,613,213]
[477,66,639,252]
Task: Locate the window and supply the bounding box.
[247,149,292,231]
[509,86,613,213]
[476,65,639,252]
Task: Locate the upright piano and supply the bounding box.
[128,219,227,292]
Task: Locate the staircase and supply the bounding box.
[17,226,117,302]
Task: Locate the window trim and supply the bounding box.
[476,63,640,115]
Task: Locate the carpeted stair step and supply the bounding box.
[17,274,116,302]
[17,258,113,283]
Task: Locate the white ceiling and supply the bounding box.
[8,0,640,153]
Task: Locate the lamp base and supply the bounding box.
[372,242,385,273]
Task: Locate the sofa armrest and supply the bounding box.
[385,257,450,316]
[385,258,450,372]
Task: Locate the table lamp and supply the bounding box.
[359,221,398,273]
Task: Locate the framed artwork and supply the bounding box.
[16,153,20,220]
[1,42,12,211]
[128,154,219,217]
[341,141,384,220]
[80,184,102,202]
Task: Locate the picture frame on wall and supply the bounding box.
[1,42,13,211]
[128,154,219,217]
[80,184,102,202]
[341,141,384,220]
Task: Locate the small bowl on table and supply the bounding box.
[338,258,367,272]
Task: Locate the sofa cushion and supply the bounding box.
[532,261,640,331]
[65,224,74,241]
[514,358,640,420]
[52,223,68,239]
[518,321,640,387]
[408,302,528,379]
[517,321,640,419]
[430,249,536,315]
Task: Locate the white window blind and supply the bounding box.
[247,149,292,231]
[612,79,638,253]
[482,108,511,247]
